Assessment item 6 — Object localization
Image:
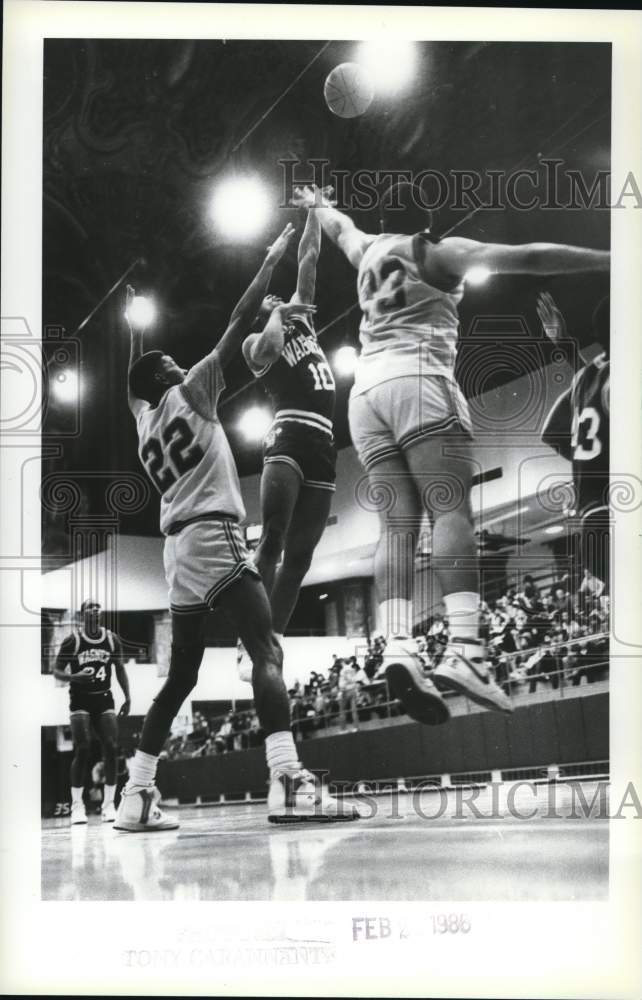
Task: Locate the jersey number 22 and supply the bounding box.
[141,416,204,493]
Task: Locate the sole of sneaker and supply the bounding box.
[385,663,451,725]
[70,818,88,825]
[268,812,359,825]
[113,821,179,832]
[433,664,512,714]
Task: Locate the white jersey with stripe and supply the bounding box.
[135,351,245,534]
[354,232,464,395]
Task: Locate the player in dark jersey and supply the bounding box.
[540,293,610,590]
[240,203,336,658]
[53,599,130,825]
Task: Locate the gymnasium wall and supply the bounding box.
[155,692,609,802]
[40,636,364,725]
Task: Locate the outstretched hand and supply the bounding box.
[275,302,317,320]
[290,184,336,209]
[265,223,297,264]
[124,283,135,324]
[536,291,567,342]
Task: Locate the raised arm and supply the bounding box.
[291,185,376,269]
[215,223,297,369]
[431,236,610,282]
[124,285,148,418]
[291,207,321,304]
[242,302,316,372]
[541,388,574,461]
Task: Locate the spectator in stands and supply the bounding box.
[314,688,327,728]
[338,659,360,731]
[215,713,234,752]
[364,635,386,679]
[579,568,605,610]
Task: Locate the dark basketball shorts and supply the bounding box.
[263,421,337,492]
[69,689,115,718]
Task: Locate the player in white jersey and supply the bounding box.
[115,227,358,830]
[292,183,609,724]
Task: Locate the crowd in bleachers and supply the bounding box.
[164,573,609,760]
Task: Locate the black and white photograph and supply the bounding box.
[1,3,641,997]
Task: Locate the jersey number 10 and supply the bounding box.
[141,416,205,493]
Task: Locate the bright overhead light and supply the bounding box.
[210,176,272,241]
[355,41,417,93]
[464,266,492,286]
[319,593,328,601]
[238,406,272,442]
[333,345,358,376]
[125,295,156,329]
[51,369,81,405]
[544,525,564,535]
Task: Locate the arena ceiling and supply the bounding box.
[42,38,610,539]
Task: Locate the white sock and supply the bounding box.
[71,786,84,806]
[103,784,116,808]
[126,750,158,789]
[380,598,413,639]
[443,591,480,643]
[265,731,301,775]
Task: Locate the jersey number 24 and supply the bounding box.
[141,416,204,493]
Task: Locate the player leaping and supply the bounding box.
[238,202,336,678]
[291,182,609,724]
[115,226,358,831]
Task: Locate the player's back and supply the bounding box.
[354,232,464,394]
[135,352,245,535]
[570,356,610,514]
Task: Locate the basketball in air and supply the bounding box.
[324,62,374,119]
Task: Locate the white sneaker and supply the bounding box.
[237,639,252,684]
[113,785,179,832]
[267,768,360,825]
[70,802,88,825]
[101,801,117,823]
[433,639,513,713]
[384,636,450,726]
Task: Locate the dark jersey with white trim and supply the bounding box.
[543,357,609,515]
[56,628,120,697]
[257,314,336,425]
[570,359,610,514]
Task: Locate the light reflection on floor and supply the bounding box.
[41,785,608,902]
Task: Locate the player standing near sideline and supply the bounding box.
[238,203,335,674]
[539,293,610,591]
[53,599,131,824]
[291,183,609,724]
[116,226,358,830]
